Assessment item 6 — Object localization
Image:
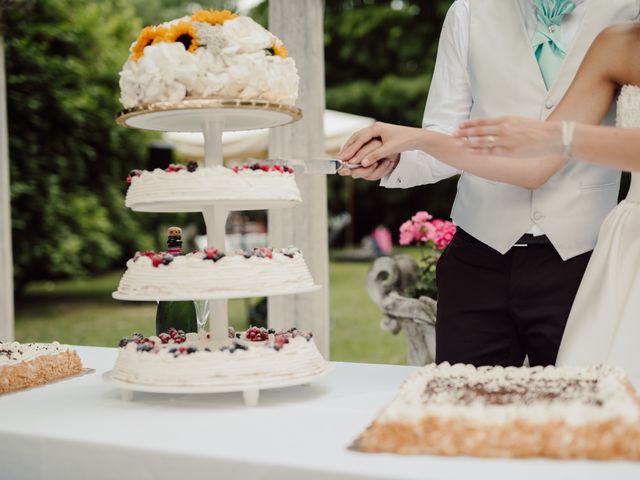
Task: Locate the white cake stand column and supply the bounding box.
[201,119,229,344]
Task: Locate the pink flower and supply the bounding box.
[399,220,415,246]
[411,211,432,223]
[398,211,455,249]
[417,223,436,243]
[372,226,393,255]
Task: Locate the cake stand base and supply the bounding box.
[102,364,334,407]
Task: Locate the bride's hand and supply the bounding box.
[455,116,562,157]
[338,122,426,174]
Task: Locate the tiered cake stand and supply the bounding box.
[104,99,331,406]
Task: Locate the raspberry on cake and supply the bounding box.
[0,342,83,394]
[354,362,640,460]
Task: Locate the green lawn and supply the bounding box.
[14,249,420,365]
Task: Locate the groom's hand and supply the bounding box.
[337,138,399,180]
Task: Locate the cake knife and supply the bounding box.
[257,158,363,175]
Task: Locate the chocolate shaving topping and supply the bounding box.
[422,375,603,407]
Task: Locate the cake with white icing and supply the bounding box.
[114,246,317,301]
[354,362,640,460]
[110,327,328,386]
[0,342,83,394]
[125,162,300,212]
[119,10,298,109]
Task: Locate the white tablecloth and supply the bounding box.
[1,346,639,480]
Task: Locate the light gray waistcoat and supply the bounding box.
[452,0,638,260]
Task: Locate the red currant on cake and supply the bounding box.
[151,254,164,267]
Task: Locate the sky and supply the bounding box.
[236,0,265,13]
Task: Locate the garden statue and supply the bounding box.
[366,212,455,366]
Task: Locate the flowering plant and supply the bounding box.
[399,211,456,300]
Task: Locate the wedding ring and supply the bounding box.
[487,135,496,151]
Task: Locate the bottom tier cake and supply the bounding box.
[354,362,640,460]
[110,327,328,387]
[0,342,84,394]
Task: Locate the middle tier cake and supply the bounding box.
[125,162,301,212]
[113,247,317,300]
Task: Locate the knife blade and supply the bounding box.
[256,158,362,175]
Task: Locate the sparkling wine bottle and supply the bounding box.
[155,300,198,335]
[155,226,196,334]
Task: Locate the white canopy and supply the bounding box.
[163,109,374,160]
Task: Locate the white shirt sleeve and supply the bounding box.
[381,0,472,189]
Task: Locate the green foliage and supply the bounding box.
[324,0,458,243]
[130,0,237,27]
[252,0,458,244]
[3,0,154,291]
[403,251,439,300]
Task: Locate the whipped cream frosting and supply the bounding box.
[125,165,301,210]
[110,333,327,386]
[0,342,71,366]
[119,16,299,108]
[378,363,640,426]
[115,249,316,299]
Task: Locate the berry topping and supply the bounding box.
[187,161,199,172]
[245,326,269,342]
[126,169,142,184]
[165,163,186,173]
[151,254,164,268]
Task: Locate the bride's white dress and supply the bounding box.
[556,85,640,377]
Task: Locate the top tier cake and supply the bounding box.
[119,10,299,109]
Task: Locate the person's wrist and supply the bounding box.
[548,122,564,155]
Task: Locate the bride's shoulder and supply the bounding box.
[588,24,640,79]
[593,23,640,48]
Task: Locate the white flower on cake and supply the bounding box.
[119,10,299,108]
[120,42,199,108]
[192,48,228,98]
[220,16,274,54]
[193,22,227,54]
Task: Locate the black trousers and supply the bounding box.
[435,229,592,367]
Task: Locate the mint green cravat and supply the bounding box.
[532,0,576,89]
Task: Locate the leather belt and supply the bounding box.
[456,228,550,248]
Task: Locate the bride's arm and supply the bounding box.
[457,26,638,172]
[342,27,625,188]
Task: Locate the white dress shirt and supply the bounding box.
[381,0,588,234]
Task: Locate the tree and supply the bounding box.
[3,0,156,292]
[253,0,458,243]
